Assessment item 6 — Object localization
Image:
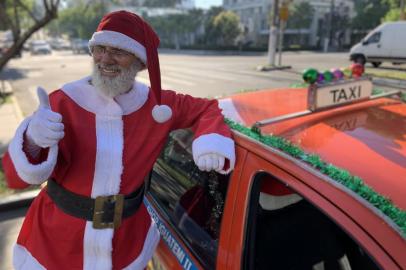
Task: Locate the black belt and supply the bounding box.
[47,179,144,229]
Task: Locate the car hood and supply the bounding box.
[219,88,406,209]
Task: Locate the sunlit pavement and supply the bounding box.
[2,50,353,117]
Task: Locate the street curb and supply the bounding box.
[10,95,24,120]
[4,80,24,120]
[0,190,39,212]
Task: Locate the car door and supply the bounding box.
[145,129,234,270]
[362,31,385,60]
[389,24,406,60]
[237,152,401,270]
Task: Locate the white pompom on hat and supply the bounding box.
[89,10,172,123]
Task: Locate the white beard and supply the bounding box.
[91,62,142,98]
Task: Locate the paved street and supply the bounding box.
[1,50,353,116]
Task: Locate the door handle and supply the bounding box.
[377,44,381,48]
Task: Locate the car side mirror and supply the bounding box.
[362,40,368,46]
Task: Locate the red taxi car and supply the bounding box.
[144,78,406,270]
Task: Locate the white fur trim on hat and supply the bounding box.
[8,117,58,185]
[152,105,172,123]
[89,30,147,63]
[192,133,235,174]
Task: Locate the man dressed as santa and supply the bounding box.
[2,10,235,270]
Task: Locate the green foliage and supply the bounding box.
[141,0,181,7]
[0,158,13,195]
[287,2,314,29]
[0,0,35,31]
[0,0,60,71]
[225,118,406,238]
[47,2,107,39]
[382,8,405,21]
[205,10,241,46]
[352,0,390,30]
[201,6,223,44]
[146,9,204,48]
[147,11,203,36]
[213,11,241,45]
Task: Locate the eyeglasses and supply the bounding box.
[91,45,133,60]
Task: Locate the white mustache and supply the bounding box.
[97,64,121,72]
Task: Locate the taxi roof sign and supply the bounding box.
[251,78,401,130]
[308,78,373,111]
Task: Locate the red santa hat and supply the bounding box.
[89,10,172,123]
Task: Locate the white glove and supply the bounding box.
[26,87,64,148]
[196,153,225,172]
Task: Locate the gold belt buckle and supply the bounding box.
[93,194,124,229]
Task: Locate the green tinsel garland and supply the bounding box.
[225,118,406,238]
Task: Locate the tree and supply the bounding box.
[382,0,406,21]
[206,10,241,46]
[146,9,204,49]
[351,0,390,30]
[383,8,403,20]
[47,1,108,39]
[0,0,60,71]
[202,6,224,45]
[286,2,314,45]
[141,0,181,7]
[287,2,314,30]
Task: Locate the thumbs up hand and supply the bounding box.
[26,87,64,148]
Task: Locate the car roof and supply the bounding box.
[219,87,406,210]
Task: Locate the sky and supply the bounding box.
[194,0,222,9]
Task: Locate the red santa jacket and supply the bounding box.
[2,77,235,270]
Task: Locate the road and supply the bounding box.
[1,50,353,116]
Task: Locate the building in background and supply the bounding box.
[223,0,355,50]
[177,0,195,9]
[111,0,195,16]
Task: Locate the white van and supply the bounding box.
[349,21,406,67]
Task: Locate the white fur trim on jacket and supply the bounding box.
[83,113,124,270]
[192,133,235,174]
[13,244,46,270]
[89,30,147,64]
[62,77,149,116]
[218,98,245,125]
[8,117,58,185]
[123,220,160,270]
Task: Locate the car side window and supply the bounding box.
[367,32,381,44]
[149,129,230,269]
[244,173,380,270]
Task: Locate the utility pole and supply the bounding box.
[324,0,335,52]
[278,1,289,66]
[400,0,405,20]
[268,0,279,66]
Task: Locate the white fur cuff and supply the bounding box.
[192,133,235,174]
[13,244,45,269]
[8,117,58,185]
